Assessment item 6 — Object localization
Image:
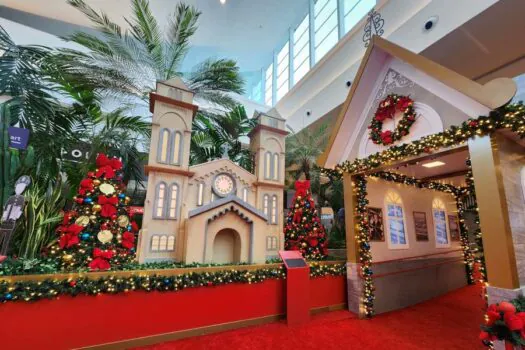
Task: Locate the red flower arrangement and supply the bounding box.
[480,297,525,349]
[368,94,418,146]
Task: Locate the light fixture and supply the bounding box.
[220,0,226,4]
[422,161,445,168]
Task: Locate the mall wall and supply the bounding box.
[366,177,463,262]
[496,133,525,286]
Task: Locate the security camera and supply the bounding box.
[423,16,438,31]
[306,110,311,116]
[346,81,352,87]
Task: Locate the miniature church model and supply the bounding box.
[136,78,287,264]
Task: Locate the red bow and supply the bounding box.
[78,178,94,195]
[98,195,119,218]
[58,224,83,249]
[88,248,114,271]
[294,180,311,198]
[95,154,123,179]
[121,232,135,249]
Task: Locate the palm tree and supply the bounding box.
[59,0,244,109]
[191,105,256,171]
[0,25,78,187]
[285,124,329,180]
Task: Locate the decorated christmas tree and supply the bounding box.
[284,180,328,260]
[50,154,138,271]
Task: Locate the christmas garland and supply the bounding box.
[355,175,375,318]
[322,102,525,178]
[369,94,417,145]
[0,262,346,304]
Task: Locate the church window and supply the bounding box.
[170,131,183,165]
[167,236,175,251]
[266,236,278,250]
[242,187,248,202]
[263,194,269,216]
[385,191,408,249]
[167,183,179,219]
[151,235,160,251]
[159,235,168,250]
[271,195,278,224]
[433,198,449,247]
[158,129,170,163]
[197,183,204,206]
[154,182,167,218]
[272,153,279,180]
[265,152,272,179]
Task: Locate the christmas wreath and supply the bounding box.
[368,94,417,145]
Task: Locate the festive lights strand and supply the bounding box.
[465,158,488,299]
[354,175,375,318]
[322,102,525,178]
[0,263,346,304]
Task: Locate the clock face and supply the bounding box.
[213,174,235,197]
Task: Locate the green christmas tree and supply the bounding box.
[284,180,328,260]
[50,153,138,271]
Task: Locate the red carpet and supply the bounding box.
[136,285,485,350]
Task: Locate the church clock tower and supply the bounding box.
[248,110,288,254]
[136,77,198,263]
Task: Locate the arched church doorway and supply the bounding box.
[212,229,241,264]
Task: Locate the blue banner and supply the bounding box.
[8,127,30,150]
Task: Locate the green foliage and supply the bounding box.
[191,105,256,171]
[11,182,65,259]
[0,257,59,276]
[59,0,244,109]
[328,225,346,249]
[285,123,329,180]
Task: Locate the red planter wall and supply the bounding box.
[0,276,345,349]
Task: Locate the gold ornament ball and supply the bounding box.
[295,204,299,208]
[301,242,307,247]
[89,215,97,222]
[63,254,73,261]
[93,179,101,186]
[124,196,131,205]
[92,204,102,213]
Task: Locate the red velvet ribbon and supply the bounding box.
[98,195,119,218]
[121,232,135,249]
[95,154,123,179]
[294,180,311,199]
[58,224,83,249]
[293,209,303,224]
[88,248,114,271]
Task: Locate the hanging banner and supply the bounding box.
[8,127,30,150]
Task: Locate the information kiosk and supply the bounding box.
[279,250,310,326]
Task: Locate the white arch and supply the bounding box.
[358,102,444,158]
[264,137,284,153]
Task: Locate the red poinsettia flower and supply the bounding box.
[58,224,84,249]
[486,309,501,326]
[88,248,114,271]
[95,154,123,179]
[396,96,412,110]
[131,221,139,233]
[504,311,524,331]
[98,195,119,218]
[78,178,94,195]
[479,331,497,342]
[121,232,135,249]
[498,301,517,313]
[380,130,393,145]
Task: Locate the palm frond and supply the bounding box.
[67,0,123,38]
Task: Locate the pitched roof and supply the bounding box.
[317,36,517,168]
[188,195,268,221]
[158,76,193,94]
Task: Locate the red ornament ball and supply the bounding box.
[69,281,77,287]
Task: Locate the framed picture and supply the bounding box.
[367,207,385,242]
[413,211,429,241]
[448,215,460,241]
